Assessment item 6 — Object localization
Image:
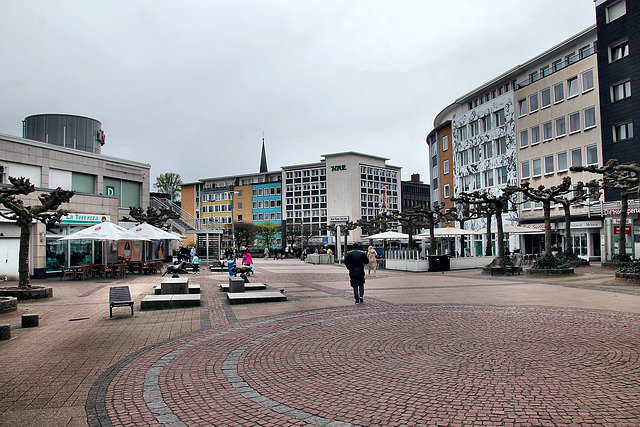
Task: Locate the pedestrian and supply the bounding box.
[190,246,196,262]
[242,250,254,274]
[367,246,378,276]
[344,243,369,304]
[192,254,200,274]
[264,247,270,259]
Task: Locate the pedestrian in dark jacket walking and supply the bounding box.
[344,243,369,304]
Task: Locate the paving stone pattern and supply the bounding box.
[0,261,639,426]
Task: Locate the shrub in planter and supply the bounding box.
[617,260,640,274]
[556,251,587,266]
[533,253,569,270]
[611,253,633,264]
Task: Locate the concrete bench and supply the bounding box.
[154,284,201,295]
[140,294,201,310]
[161,277,189,294]
[109,286,134,318]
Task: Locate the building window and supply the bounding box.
[532,158,542,177]
[458,126,467,140]
[541,88,551,108]
[611,80,632,102]
[610,39,629,62]
[483,142,493,159]
[443,160,449,175]
[586,144,599,166]
[584,106,597,129]
[613,122,634,142]
[495,109,506,127]
[529,93,539,113]
[557,151,568,172]
[473,173,481,189]
[544,155,554,175]
[606,1,626,23]
[530,125,540,145]
[571,148,582,167]
[581,69,595,92]
[552,59,563,72]
[569,112,581,134]
[471,146,481,162]
[542,121,553,141]
[567,77,579,98]
[484,170,494,187]
[444,184,450,199]
[497,167,508,185]
[459,150,469,166]
[496,137,507,155]
[482,115,492,132]
[518,99,527,117]
[521,161,530,179]
[519,129,529,148]
[553,82,564,103]
[555,117,566,138]
[442,135,449,151]
[470,121,480,137]
[460,176,470,192]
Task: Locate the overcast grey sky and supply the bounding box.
[1,0,596,185]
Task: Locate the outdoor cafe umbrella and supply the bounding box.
[57,221,149,241]
[128,222,179,240]
[490,225,539,234]
[415,227,482,238]
[365,231,410,240]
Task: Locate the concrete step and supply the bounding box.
[226,291,287,304]
[141,294,201,310]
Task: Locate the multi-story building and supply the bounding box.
[0,114,150,278]
[400,174,430,234]
[182,151,403,252]
[593,0,640,257]
[428,26,606,259]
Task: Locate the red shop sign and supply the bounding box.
[613,225,632,235]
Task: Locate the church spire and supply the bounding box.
[259,132,268,173]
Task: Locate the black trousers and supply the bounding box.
[350,274,365,302]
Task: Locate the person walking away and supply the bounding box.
[192,254,200,274]
[344,243,369,304]
[242,250,254,275]
[264,247,270,259]
[367,246,378,276]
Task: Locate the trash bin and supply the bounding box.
[440,254,451,271]
[428,255,441,272]
[228,260,235,276]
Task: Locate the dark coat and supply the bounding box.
[344,249,368,277]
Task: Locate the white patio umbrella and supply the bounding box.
[57,221,149,241]
[490,225,539,234]
[128,222,180,240]
[365,231,410,240]
[415,227,482,238]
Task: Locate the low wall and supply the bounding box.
[386,256,494,272]
[307,254,334,264]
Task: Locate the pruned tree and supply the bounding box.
[416,203,457,256]
[504,177,573,256]
[357,211,396,236]
[234,221,257,248]
[452,191,513,260]
[326,221,358,258]
[122,206,179,230]
[286,222,303,248]
[571,159,640,257]
[255,221,279,248]
[0,170,74,288]
[552,179,600,254]
[394,209,427,249]
[451,201,488,257]
[154,172,182,203]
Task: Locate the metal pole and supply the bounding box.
[206,232,210,265]
[336,224,341,264]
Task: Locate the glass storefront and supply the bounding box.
[45,224,104,271]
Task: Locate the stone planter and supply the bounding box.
[0,286,53,300]
[568,260,590,267]
[601,261,631,269]
[0,296,17,313]
[528,268,574,275]
[614,271,640,281]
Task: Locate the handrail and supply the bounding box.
[516,46,597,90]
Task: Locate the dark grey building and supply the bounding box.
[596,0,639,193]
[23,114,105,154]
[401,173,430,211]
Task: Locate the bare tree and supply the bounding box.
[0,171,74,288]
[415,203,457,256]
[572,159,639,257]
[122,206,179,230]
[552,179,600,254]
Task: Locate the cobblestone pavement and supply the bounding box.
[1,260,639,426]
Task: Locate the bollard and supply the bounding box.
[22,314,39,328]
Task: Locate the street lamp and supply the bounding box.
[230,190,240,256]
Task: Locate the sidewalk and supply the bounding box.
[0,260,638,426]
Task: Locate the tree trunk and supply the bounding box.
[543,201,552,255]
[428,217,436,255]
[619,189,628,256]
[459,219,466,257]
[496,207,505,259]
[19,223,31,289]
[485,213,492,256]
[562,202,573,254]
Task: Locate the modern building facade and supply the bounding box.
[427,26,609,259]
[0,125,150,279]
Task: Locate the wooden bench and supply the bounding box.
[109,286,134,318]
[209,260,227,272]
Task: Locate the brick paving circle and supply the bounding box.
[100,304,640,426]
